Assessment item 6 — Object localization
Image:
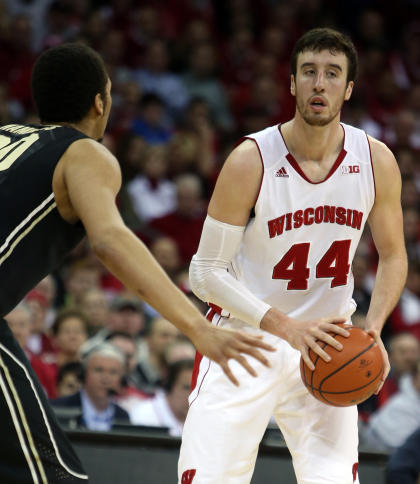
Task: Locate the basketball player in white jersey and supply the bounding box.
[178,28,407,484]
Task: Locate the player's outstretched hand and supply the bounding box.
[191,324,276,386]
[260,308,350,370]
[366,328,390,394]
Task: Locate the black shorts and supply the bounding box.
[0,319,88,483]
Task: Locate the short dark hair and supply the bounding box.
[164,359,194,392]
[31,42,108,123]
[57,361,84,385]
[51,308,88,336]
[291,28,358,83]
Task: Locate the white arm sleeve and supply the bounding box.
[189,215,271,327]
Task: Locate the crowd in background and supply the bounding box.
[0,0,419,463]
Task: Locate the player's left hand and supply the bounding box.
[365,328,390,394]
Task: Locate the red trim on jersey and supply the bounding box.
[190,307,216,392]
[365,133,376,200]
[278,124,347,184]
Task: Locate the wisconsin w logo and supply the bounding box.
[182,469,196,483]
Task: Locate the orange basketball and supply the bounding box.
[300,324,384,407]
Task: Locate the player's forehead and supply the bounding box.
[297,49,348,73]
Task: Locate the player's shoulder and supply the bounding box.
[366,135,398,175]
[225,139,262,176]
[64,137,120,172]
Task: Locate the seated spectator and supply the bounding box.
[32,275,57,329]
[132,38,190,117]
[63,259,101,308]
[51,343,130,431]
[24,289,56,360]
[131,93,172,145]
[79,288,110,337]
[5,303,57,398]
[378,332,420,407]
[56,362,84,398]
[82,295,145,355]
[148,173,206,265]
[389,261,420,340]
[105,332,150,413]
[136,316,180,393]
[386,426,420,484]
[50,309,88,371]
[126,145,176,223]
[130,359,194,436]
[363,359,420,451]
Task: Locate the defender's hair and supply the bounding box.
[31,42,108,123]
[291,28,358,83]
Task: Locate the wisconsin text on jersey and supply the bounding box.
[268,205,363,238]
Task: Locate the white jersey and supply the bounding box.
[230,122,375,322]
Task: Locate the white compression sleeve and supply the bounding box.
[189,215,271,327]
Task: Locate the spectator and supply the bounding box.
[378,333,420,407]
[163,338,196,367]
[386,426,420,484]
[52,343,130,431]
[79,288,110,337]
[389,261,420,340]
[148,173,206,265]
[132,38,189,117]
[64,259,101,308]
[82,295,145,355]
[105,331,149,413]
[131,93,172,145]
[136,316,180,393]
[25,289,55,360]
[363,359,420,451]
[50,309,88,369]
[130,359,194,436]
[56,361,84,398]
[33,275,57,329]
[5,303,57,398]
[126,145,176,223]
[183,41,234,131]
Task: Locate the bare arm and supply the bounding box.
[365,136,408,390]
[58,139,274,384]
[205,140,348,369]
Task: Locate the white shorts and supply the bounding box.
[178,313,360,484]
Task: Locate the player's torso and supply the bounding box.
[0,124,88,316]
[231,123,375,321]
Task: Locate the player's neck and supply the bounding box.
[283,115,344,163]
[43,118,100,140]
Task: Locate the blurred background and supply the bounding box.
[0,0,419,482]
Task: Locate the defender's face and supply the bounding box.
[291,50,353,127]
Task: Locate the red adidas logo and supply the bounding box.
[275,167,289,177]
[182,469,196,483]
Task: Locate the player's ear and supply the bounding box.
[344,81,354,101]
[93,92,104,117]
[290,75,296,97]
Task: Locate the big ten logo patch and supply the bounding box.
[341,165,360,174]
[182,469,196,483]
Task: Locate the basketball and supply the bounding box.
[300,324,384,407]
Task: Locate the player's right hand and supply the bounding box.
[190,323,276,386]
[260,308,350,370]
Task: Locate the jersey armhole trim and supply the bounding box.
[365,134,376,201]
[241,136,264,210]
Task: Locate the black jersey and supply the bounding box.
[0,124,88,317]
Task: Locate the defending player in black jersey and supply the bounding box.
[0,44,275,483]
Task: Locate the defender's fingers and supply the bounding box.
[236,342,272,367]
[234,354,258,377]
[220,361,239,386]
[240,333,276,352]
